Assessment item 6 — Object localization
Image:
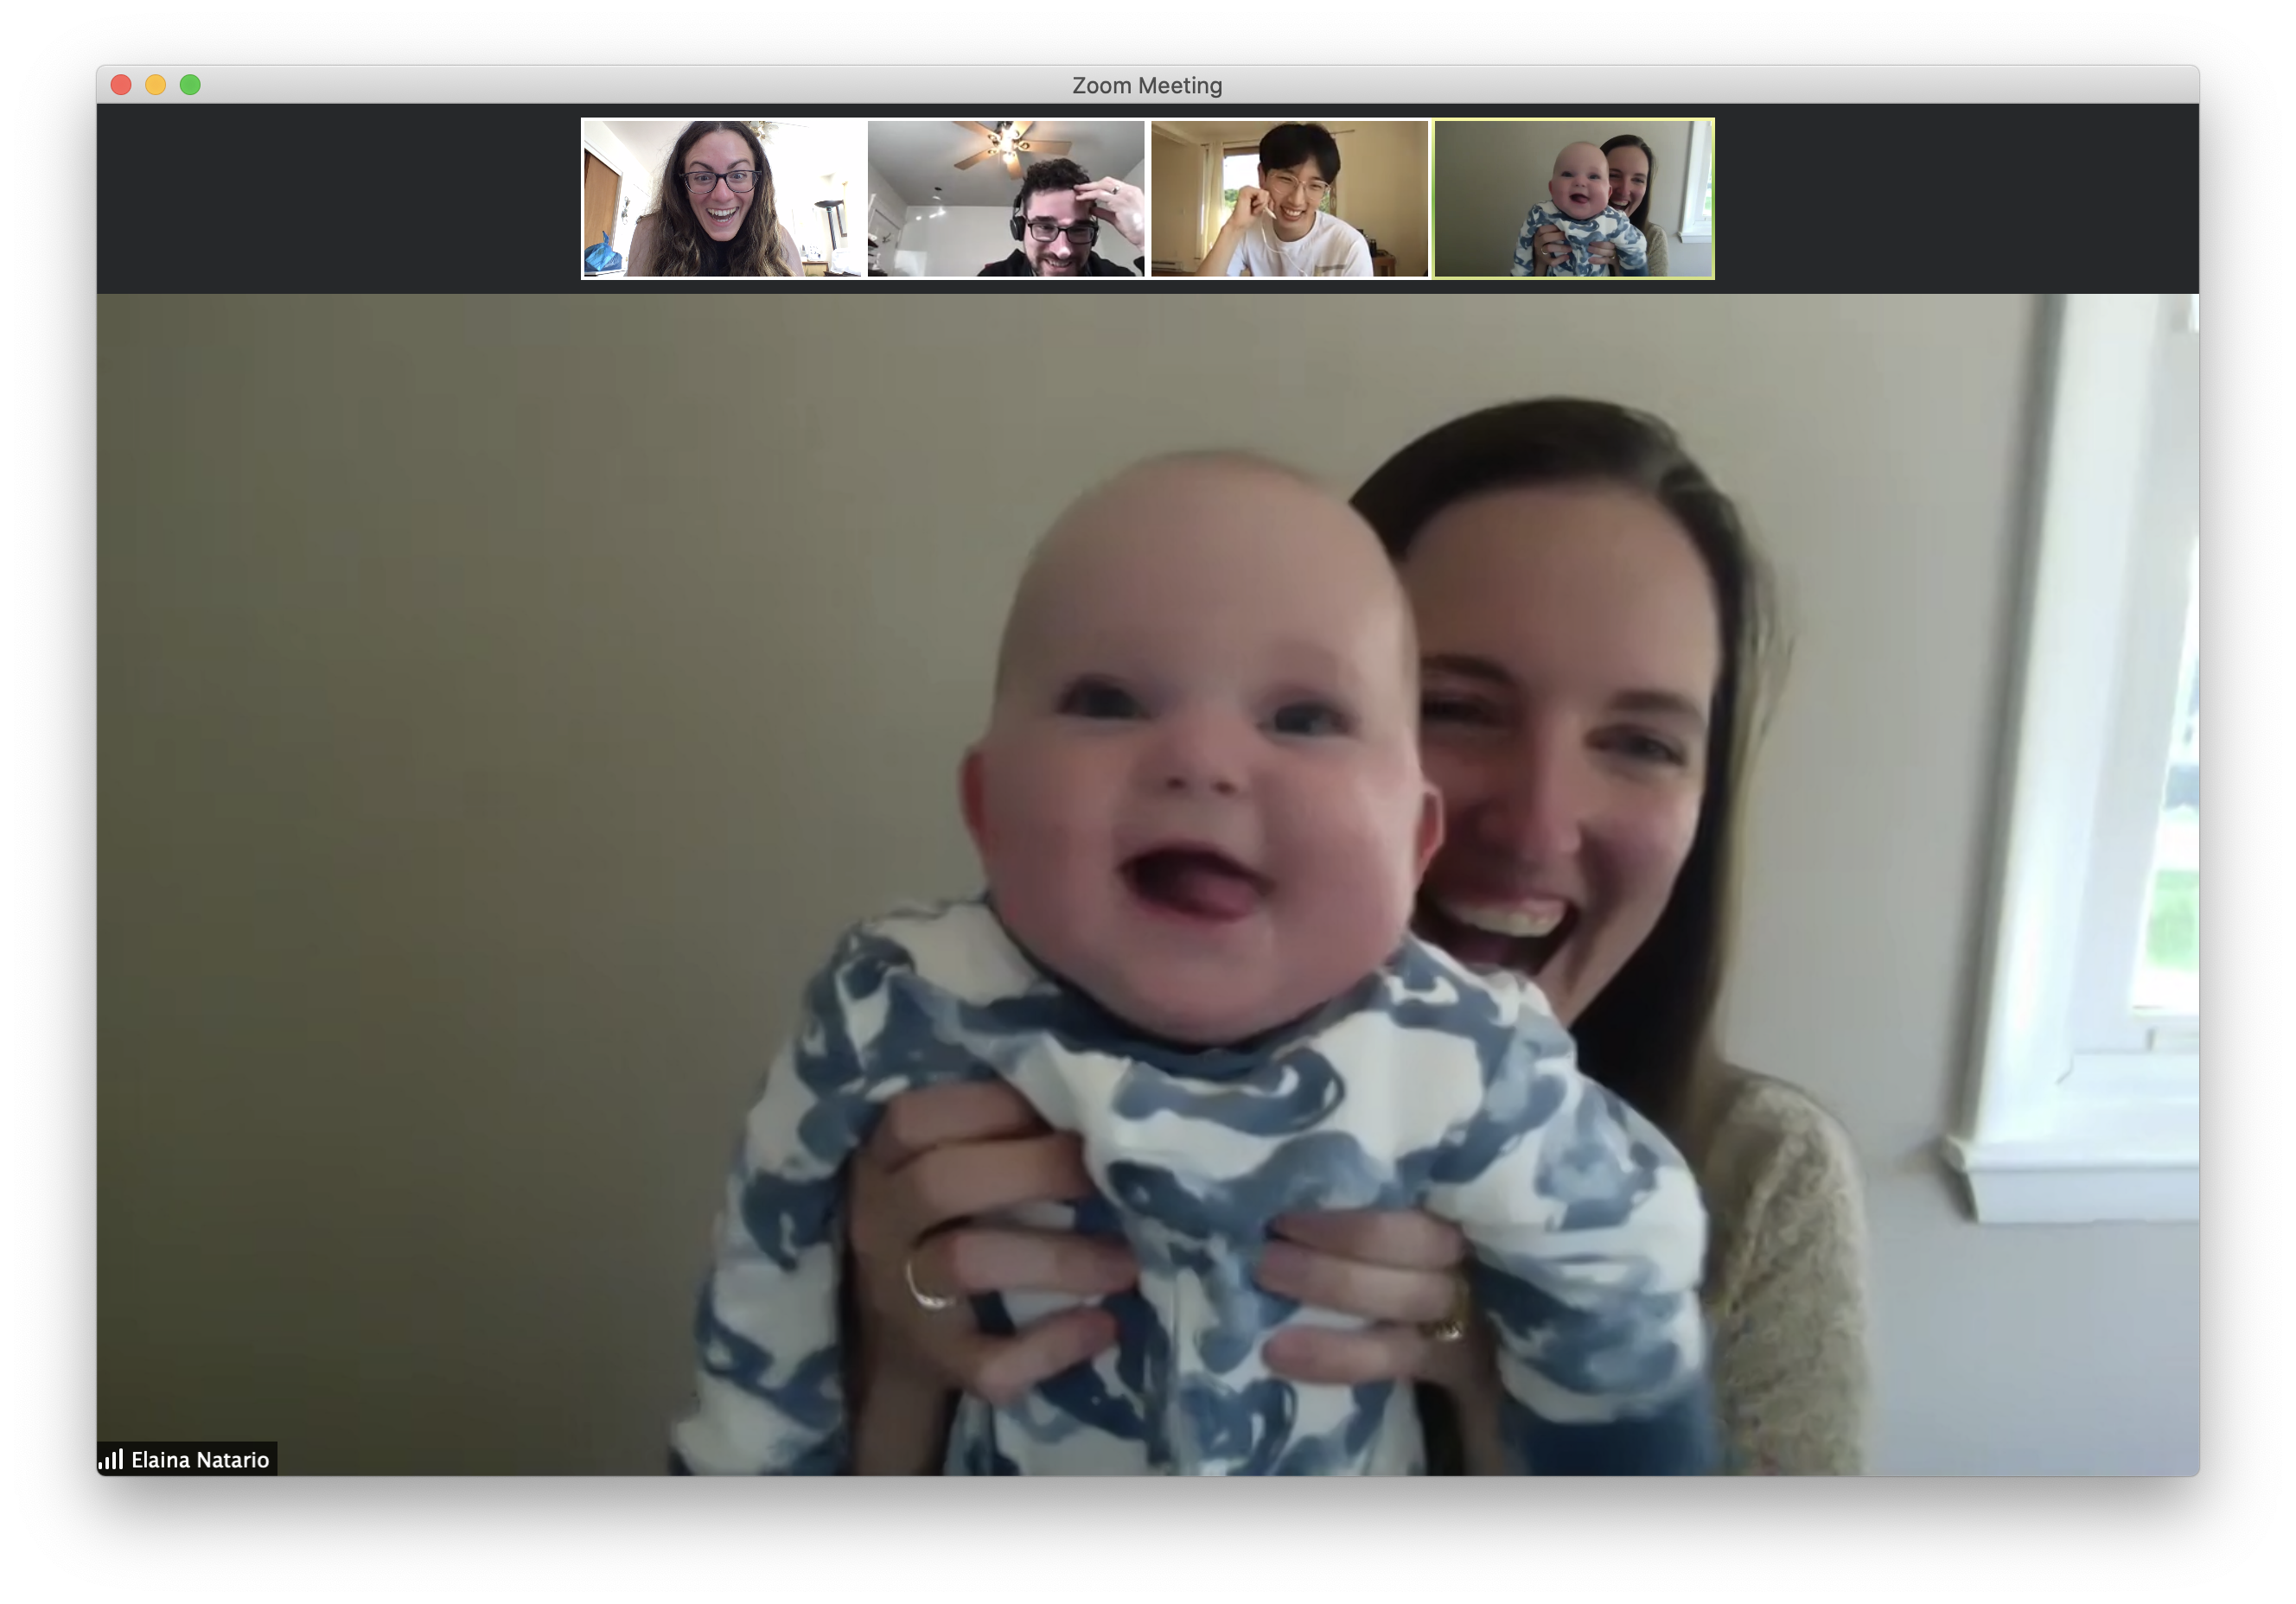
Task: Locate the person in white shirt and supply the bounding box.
[1195,123,1376,279]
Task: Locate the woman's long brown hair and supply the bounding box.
[1601,134,1659,237]
[644,120,794,277]
[1352,398,1789,1144]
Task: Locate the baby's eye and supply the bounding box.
[1269,700,1350,737]
[1058,678,1145,720]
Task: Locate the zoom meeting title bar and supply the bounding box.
[92,62,2198,105]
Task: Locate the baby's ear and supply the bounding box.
[1412,779,1445,879]
[958,746,994,852]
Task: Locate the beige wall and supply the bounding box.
[98,294,2197,1474]
[1434,118,1698,277]
[1150,127,1198,268]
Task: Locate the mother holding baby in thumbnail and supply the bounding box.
[1528,135,1673,277]
[832,399,1871,1475]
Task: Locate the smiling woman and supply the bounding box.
[748,408,1869,1478]
[625,120,803,277]
[1352,400,1872,1473]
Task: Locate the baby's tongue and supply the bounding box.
[1138,851,1260,919]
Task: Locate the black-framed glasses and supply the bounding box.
[684,169,762,194]
[1024,218,1098,245]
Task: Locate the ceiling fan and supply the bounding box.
[953,120,1071,177]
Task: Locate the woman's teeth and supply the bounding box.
[1439,901,1569,939]
[708,207,738,220]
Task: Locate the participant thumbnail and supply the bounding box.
[579,118,869,279]
[1149,119,1426,278]
[1432,118,1715,279]
[865,120,1149,278]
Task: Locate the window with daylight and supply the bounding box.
[1681,119,1714,240]
[2132,550,2198,1018]
[1944,294,2199,1225]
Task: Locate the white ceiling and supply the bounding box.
[866,120,1146,209]
[1156,120,1373,146]
[597,118,866,203]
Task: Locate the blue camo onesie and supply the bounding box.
[1511,201,1649,277]
[668,895,1719,1475]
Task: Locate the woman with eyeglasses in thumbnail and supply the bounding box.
[627,120,803,278]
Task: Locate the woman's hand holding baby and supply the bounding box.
[1254,1209,1497,1397]
[1532,222,1568,273]
[845,1081,1137,1469]
[1530,222,1617,275]
[846,1081,1506,1469]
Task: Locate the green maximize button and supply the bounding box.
[182,74,201,95]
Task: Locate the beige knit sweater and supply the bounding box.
[1685,1070,1874,1474]
[1419,1068,1872,1475]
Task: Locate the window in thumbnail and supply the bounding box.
[1684,118,1715,241]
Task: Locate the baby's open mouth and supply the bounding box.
[1123,846,1269,922]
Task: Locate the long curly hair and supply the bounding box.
[643,121,794,277]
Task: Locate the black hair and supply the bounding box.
[1257,123,1341,185]
[1011,156,1095,221]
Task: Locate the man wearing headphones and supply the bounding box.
[978,157,1145,277]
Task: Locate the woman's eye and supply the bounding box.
[1602,729,1687,767]
[1421,694,1496,728]
[1059,680,1144,720]
[1270,701,1349,737]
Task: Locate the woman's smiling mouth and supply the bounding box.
[1420,894,1580,978]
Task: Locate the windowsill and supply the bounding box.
[1680,228,1713,243]
[1944,296,2199,1232]
[1941,1056,2197,1225]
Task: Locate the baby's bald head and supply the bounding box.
[960,449,1445,1046]
[1553,141,1608,178]
[990,450,1419,710]
[1549,142,1613,220]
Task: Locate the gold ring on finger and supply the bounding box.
[904,1252,959,1313]
[1417,1274,1472,1344]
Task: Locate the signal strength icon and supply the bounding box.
[99,1448,124,1472]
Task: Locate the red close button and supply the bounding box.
[110,73,131,95]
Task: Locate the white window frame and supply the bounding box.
[1680,119,1714,242]
[1942,294,2199,1225]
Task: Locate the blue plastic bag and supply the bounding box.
[584,229,622,273]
